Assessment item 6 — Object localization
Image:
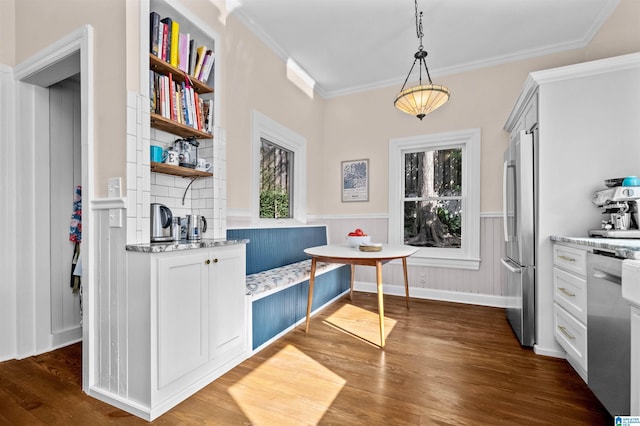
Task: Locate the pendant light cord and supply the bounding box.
[415,0,424,51]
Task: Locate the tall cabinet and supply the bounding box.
[504,53,640,356]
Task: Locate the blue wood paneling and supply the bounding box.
[252,266,350,349]
[227,227,327,274]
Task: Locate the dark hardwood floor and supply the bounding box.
[0,294,611,425]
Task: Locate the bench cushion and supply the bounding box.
[246,259,342,299]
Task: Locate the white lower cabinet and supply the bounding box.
[552,243,589,382]
[126,243,248,420]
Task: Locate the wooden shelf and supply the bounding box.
[150,113,212,139]
[150,162,213,178]
[149,53,213,94]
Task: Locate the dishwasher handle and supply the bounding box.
[592,267,622,286]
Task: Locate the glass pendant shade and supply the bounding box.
[394,84,450,120]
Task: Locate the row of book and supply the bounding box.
[150,71,213,134]
[150,11,214,83]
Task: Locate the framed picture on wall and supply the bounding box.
[342,159,369,202]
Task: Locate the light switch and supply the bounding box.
[108,177,122,198]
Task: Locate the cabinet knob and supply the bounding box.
[213,258,218,263]
[205,259,211,265]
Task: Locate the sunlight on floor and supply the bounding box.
[228,344,345,425]
[323,303,397,346]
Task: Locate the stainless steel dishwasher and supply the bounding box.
[587,251,631,416]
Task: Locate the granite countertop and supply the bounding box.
[126,238,249,253]
[550,235,640,260]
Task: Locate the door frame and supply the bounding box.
[13,25,94,393]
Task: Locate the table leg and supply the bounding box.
[402,257,410,309]
[349,264,355,301]
[305,258,317,334]
[376,260,385,348]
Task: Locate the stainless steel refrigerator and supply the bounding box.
[501,129,535,347]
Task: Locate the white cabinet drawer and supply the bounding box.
[553,303,587,372]
[553,267,587,323]
[553,244,587,276]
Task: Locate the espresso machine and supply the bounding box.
[589,186,640,238]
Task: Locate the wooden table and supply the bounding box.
[304,244,418,348]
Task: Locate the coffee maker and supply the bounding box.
[589,186,640,238]
[150,203,174,242]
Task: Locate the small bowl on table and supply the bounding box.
[346,235,371,248]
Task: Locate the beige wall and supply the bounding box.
[319,0,640,215]
[223,15,326,214]
[0,0,15,66]
[14,0,128,197]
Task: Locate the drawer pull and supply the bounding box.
[558,255,576,262]
[558,287,576,297]
[557,325,575,340]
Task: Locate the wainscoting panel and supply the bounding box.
[92,200,128,395]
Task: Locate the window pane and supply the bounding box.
[404,200,462,248]
[404,148,462,198]
[260,139,293,218]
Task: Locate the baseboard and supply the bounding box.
[533,344,566,359]
[88,386,152,421]
[251,289,349,354]
[353,281,508,308]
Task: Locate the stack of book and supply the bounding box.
[149,11,215,83]
[150,71,213,134]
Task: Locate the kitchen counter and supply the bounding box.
[550,235,640,260]
[126,238,248,253]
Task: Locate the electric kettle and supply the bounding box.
[150,203,173,242]
[186,214,207,240]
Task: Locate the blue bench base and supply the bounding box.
[227,226,351,351]
[252,266,350,350]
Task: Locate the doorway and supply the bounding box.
[13,26,94,393]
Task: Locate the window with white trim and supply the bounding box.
[389,129,481,269]
[252,111,306,224]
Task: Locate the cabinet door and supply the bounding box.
[157,252,209,388]
[208,246,247,365]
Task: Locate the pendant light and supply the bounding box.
[394,0,450,120]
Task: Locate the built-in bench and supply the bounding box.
[227,225,350,351]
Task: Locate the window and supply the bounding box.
[252,111,306,223]
[260,138,293,219]
[389,129,481,269]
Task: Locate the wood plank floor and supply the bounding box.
[0,294,611,425]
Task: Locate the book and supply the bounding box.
[168,73,176,121]
[188,38,195,75]
[192,45,207,79]
[193,92,201,130]
[178,32,189,73]
[150,11,160,56]
[160,17,172,61]
[181,82,191,127]
[149,70,156,112]
[170,20,179,67]
[199,50,214,82]
[160,21,169,61]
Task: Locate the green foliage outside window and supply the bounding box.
[260,189,289,219]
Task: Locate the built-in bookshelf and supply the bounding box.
[148,4,215,179]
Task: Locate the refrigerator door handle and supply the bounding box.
[501,258,521,273]
[503,160,509,242]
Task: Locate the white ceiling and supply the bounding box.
[229,0,620,98]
